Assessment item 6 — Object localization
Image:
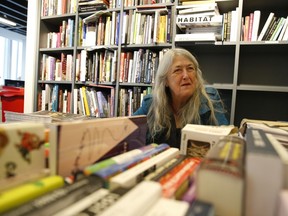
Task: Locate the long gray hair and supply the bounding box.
[147,48,219,139]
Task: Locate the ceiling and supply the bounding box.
[0,0,28,35]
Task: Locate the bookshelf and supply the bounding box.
[34,0,288,126]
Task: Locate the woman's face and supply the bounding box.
[166,55,198,104]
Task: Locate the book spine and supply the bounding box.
[84,144,157,175]
[159,157,200,198]
[109,147,179,190]
[100,181,162,216]
[52,188,110,216]
[0,175,64,214]
[94,143,170,180]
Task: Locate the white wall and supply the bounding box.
[24,0,40,113]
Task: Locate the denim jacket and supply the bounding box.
[133,87,229,148]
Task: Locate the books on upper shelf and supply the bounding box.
[196,135,245,216]
[180,124,237,158]
[245,128,283,216]
[0,122,50,192]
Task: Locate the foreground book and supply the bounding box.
[0,122,49,192]
[0,175,64,214]
[245,128,283,216]
[109,147,179,190]
[196,135,245,216]
[48,116,147,177]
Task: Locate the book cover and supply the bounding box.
[0,122,49,192]
[180,124,237,158]
[94,143,169,182]
[50,116,146,177]
[76,186,129,215]
[109,148,179,190]
[245,128,284,216]
[196,136,245,216]
[159,157,201,199]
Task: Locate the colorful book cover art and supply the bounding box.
[0,122,48,191]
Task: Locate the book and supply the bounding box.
[144,154,187,182]
[180,124,237,158]
[158,157,201,199]
[100,181,162,216]
[83,143,157,175]
[4,110,89,123]
[185,199,215,216]
[0,122,49,192]
[267,133,288,189]
[257,12,275,41]
[251,10,261,41]
[278,190,288,216]
[143,197,189,216]
[109,147,180,190]
[175,33,217,42]
[0,175,64,214]
[2,175,104,216]
[52,188,109,216]
[196,136,245,216]
[76,186,129,215]
[93,143,170,181]
[49,116,146,177]
[245,128,283,216]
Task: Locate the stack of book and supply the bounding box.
[175,1,223,42]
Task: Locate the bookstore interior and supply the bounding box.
[1,0,288,215]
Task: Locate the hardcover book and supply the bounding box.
[48,115,147,177]
[0,122,49,192]
[196,136,245,216]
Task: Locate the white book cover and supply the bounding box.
[251,10,261,41]
[101,181,162,216]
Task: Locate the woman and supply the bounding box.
[133,48,228,148]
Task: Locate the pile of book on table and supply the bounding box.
[1,119,288,216]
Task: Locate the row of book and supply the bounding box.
[40,53,73,82]
[119,48,167,84]
[79,10,120,47]
[76,49,117,83]
[242,11,288,42]
[41,0,77,17]
[118,86,152,116]
[1,119,288,215]
[46,19,74,48]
